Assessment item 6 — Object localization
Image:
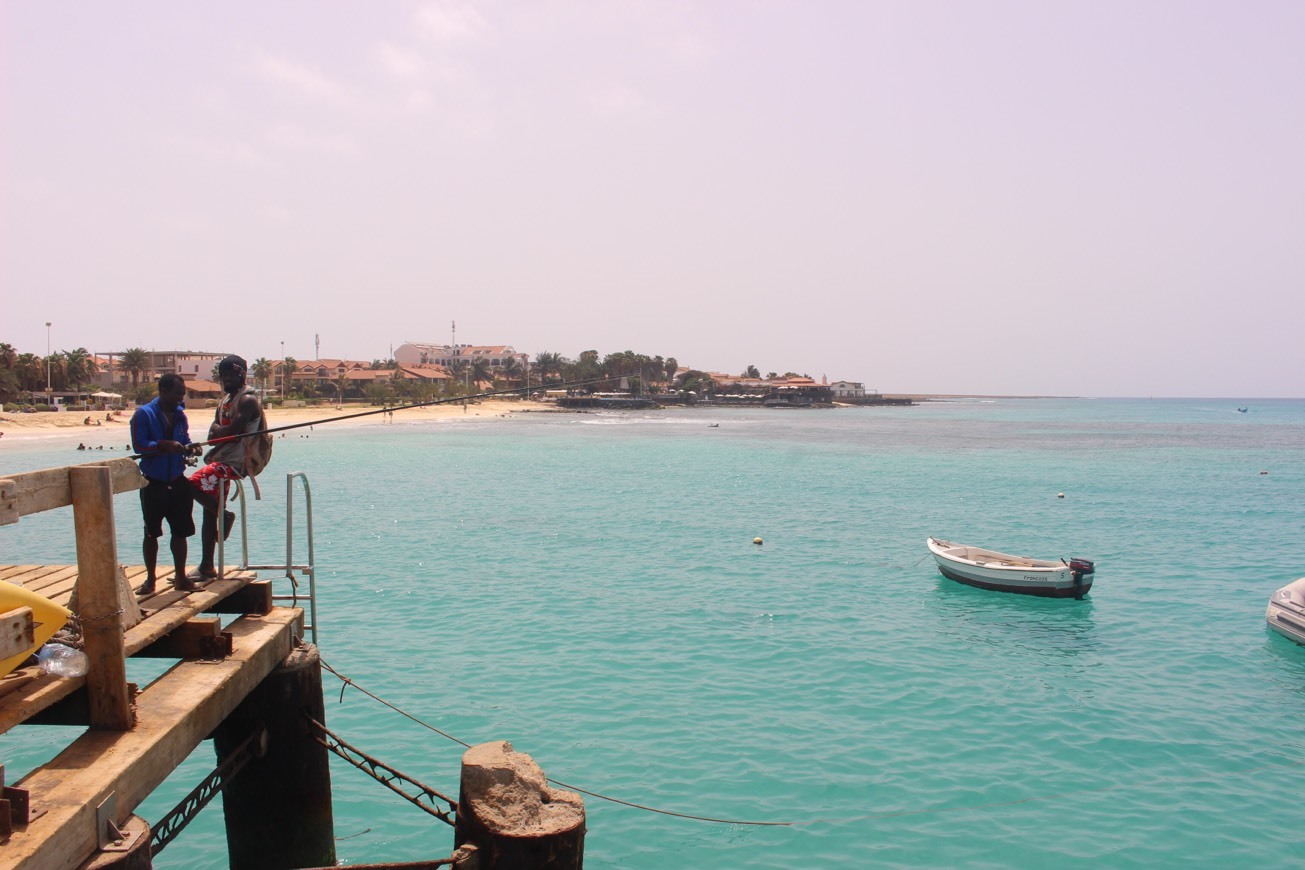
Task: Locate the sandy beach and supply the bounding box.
[0,398,536,445]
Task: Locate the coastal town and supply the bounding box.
[0,339,909,419]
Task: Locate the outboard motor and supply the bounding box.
[1068,558,1095,577]
[1068,558,1095,600]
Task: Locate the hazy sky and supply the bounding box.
[3,2,1302,397]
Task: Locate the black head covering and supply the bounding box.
[218,355,247,378]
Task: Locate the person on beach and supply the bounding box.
[187,355,266,581]
[131,374,197,595]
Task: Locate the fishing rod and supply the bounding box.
[132,375,629,458]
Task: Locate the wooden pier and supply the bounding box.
[1,457,585,869]
[0,458,318,869]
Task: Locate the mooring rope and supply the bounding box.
[318,657,793,827]
[318,658,1305,830]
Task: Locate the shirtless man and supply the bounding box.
[187,355,264,582]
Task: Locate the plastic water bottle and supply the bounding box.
[36,643,89,678]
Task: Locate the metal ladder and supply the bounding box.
[217,472,319,644]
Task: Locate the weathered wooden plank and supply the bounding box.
[1,606,36,661]
[123,574,254,656]
[0,566,59,588]
[0,571,258,735]
[0,458,143,526]
[136,616,224,658]
[70,467,131,730]
[0,670,80,732]
[21,566,80,596]
[0,566,45,582]
[7,608,302,870]
[0,478,16,525]
[206,579,274,616]
[0,671,38,700]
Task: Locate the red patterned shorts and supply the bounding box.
[188,462,242,497]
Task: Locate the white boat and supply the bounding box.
[1265,578,1305,645]
[927,537,1096,599]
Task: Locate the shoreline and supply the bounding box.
[0,393,1087,446]
[0,398,536,445]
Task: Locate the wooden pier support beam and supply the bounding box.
[213,642,335,870]
[69,465,132,730]
[454,741,585,869]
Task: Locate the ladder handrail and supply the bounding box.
[284,472,318,644]
[213,473,319,645]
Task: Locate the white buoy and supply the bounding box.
[1057,492,1065,499]
[753,537,763,545]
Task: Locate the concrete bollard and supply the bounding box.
[454,740,585,869]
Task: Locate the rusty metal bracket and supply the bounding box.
[0,765,45,838]
[95,793,141,852]
[199,630,234,660]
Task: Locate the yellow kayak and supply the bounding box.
[0,579,72,677]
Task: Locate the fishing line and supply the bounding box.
[130,375,622,459]
[318,659,1305,830]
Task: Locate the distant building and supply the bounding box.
[95,350,230,389]
[827,380,866,398]
[394,342,527,374]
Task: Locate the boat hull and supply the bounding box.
[934,562,1091,598]
[928,538,1093,599]
[1266,578,1305,645]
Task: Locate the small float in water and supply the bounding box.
[1265,578,1305,645]
[927,537,1095,599]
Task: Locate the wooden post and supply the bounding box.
[70,464,133,730]
[454,741,585,869]
[213,642,335,870]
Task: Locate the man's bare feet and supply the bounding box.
[135,580,157,597]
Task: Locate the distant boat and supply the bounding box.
[927,537,1095,599]
[1266,578,1305,645]
[1237,407,1249,413]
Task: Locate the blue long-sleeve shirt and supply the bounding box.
[131,397,191,482]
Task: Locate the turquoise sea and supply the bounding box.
[3,397,1305,868]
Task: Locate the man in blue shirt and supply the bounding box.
[131,374,198,594]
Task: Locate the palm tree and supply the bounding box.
[446,359,469,394]
[67,348,99,388]
[743,365,760,378]
[664,357,678,383]
[0,368,17,403]
[333,372,349,407]
[498,355,522,386]
[281,356,297,396]
[252,358,274,395]
[469,358,492,389]
[15,353,41,392]
[533,351,562,384]
[0,342,17,370]
[119,347,150,389]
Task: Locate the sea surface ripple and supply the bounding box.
[2,398,1304,868]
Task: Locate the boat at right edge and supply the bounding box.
[1266,578,1305,645]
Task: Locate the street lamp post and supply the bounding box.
[45,321,52,407]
